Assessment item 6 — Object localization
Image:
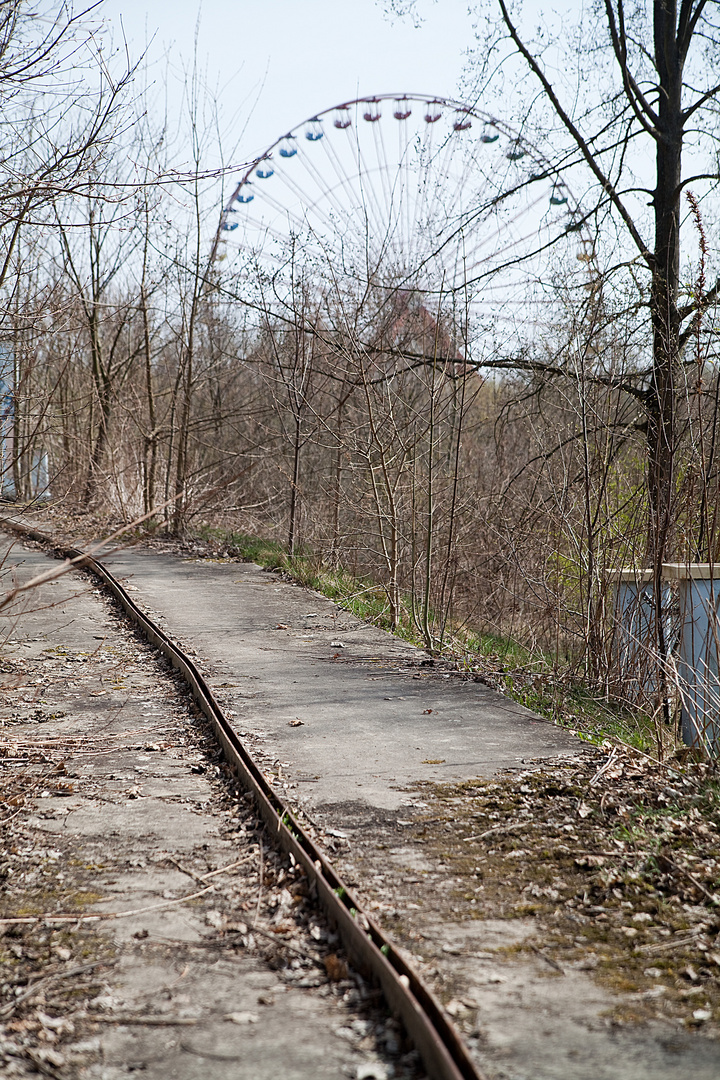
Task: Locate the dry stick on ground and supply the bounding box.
[462,821,534,842]
[660,854,720,906]
[0,857,259,928]
[0,961,112,1020]
[588,747,622,786]
[165,853,255,885]
[254,838,264,927]
[638,934,706,954]
[528,944,564,974]
[0,884,219,926]
[91,1016,199,1026]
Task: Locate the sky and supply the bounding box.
[100,0,479,165]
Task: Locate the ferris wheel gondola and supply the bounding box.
[363,98,382,122]
[278,135,297,158]
[424,100,442,123]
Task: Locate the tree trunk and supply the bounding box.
[647,2,684,717]
[288,411,301,556]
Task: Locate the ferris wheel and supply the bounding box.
[215,94,590,362]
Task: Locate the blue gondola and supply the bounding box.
[507,142,526,160]
[222,221,239,231]
[305,118,323,141]
[237,191,254,204]
[481,125,499,143]
[550,184,568,205]
[256,160,274,179]
[279,135,298,158]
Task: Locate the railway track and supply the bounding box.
[0,517,484,1080]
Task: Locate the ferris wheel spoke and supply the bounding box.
[463,212,577,284]
[323,143,399,284]
[409,125,440,275]
[424,188,556,282]
[372,119,396,234]
[291,142,360,230]
[231,172,322,240]
[346,122,400,277]
[315,126,382,238]
[333,119,385,247]
[260,163,346,243]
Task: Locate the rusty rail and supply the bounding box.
[0,517,485,1080]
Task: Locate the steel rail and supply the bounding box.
[0,517,486,1080]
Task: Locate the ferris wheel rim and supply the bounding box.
[213,92,596,354]
[215,92,584,250]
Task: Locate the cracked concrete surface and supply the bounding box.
[95,544,720,1080]
[3,535,719,1078]
[99,550,580,811]
[0,537,414,1080]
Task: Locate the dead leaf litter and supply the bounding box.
[327,744,720,1041]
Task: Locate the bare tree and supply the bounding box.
[0,1,137,501]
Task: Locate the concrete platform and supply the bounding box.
[100,550,582,810]
[4,534,719,1080]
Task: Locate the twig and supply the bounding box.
[661,854,720,905]
[529,943,564,973]
[588,746,621,787]
[0,883,217,927]
[462,821,533,843]
[201,855,255,880]
[0,960,111,1020]
[179,1043,240,1062]
[254,838,263,927]
[166,853,255,885]
[575,850,653,858]
[90,1015,198,1026]
[637,934,704,954]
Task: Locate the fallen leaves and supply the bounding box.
[324,953,349,981]
[359,742,720,1032]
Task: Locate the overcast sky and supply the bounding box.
[100,0,479,164]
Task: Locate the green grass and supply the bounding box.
[460,630,535,669]
[197,525,427,643]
